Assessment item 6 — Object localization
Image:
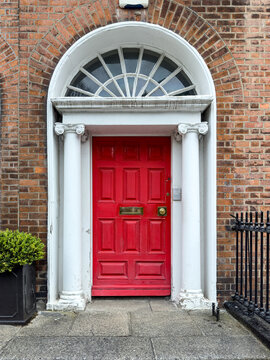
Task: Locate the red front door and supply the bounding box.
[92,137,171,296]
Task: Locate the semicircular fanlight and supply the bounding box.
[66,47,196,98]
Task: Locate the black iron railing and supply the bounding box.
[231,211,270,322]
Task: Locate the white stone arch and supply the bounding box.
[47,22,216,310]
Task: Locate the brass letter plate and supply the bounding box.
[119,207,143,215]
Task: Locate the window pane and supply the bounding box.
[123,48,139,74]
[135,78,147,96]
[106,82,121,97]
[102,50,122,76]
[140,50,159,76]
[176,70,193,88]
[163,76,184,93]
[141,81,156,97]
[84,59,109,83]
[99,89,111,97]
[128,77,135,95]
[116,78,126,97]
[70,71,99,93]
[153,57,177,84]
[150,88,164,96]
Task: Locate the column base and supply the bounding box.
[47,291,86,311]
[177,290,212,310]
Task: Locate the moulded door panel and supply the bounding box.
[148,168,165,202]
[98,168,115,202]
[123,168,140,203]
[98,219,116,253]
[148,219,166,253]
[92,137,171,296]
[122,219,141,253]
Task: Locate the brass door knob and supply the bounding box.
[157,207,167,216]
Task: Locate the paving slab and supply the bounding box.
[151,335,270,360]
[17,312,76,337]
[149,298,178,312]
[0,336,154,360]
[69,312,130,336]
[0,326,21,337]
[85,298,151,313]
[131,311,202,337]
[188,310,250,336]
[0,325,21,352]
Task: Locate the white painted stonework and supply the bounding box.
[46,22,217,311]
[53,123,86,310]
[174,123,212,310]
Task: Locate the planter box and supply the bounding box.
[0,265,36,325]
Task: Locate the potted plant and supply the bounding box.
[0,229,45,324]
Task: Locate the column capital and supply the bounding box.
[54,123,85,136]
[177,122,208,136]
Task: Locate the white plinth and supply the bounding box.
[178,290,212,310]
[52,291,86,311]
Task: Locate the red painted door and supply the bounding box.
[92,137,171,296]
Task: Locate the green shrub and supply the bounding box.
[0,229,45,273]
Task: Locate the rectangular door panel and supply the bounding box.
[122,219,140,253]
[148,219,165,253]
[98,261,128,278]
[98,219,115,253]
[123,168,140,202]
[123,144,140,161]
[98,144,115,161]
[148,169,165,202]
[147,144,165,161]
[99,168,115,201]
[135,261,165,279]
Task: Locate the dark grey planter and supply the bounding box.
[0,264,36,325]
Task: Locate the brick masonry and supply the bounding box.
[0,0,269,303]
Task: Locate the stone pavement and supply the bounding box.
[0,298,270,360]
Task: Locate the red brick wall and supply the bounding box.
[0,0,269,303]
[0,1,19,230]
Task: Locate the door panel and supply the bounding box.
[148,219,165,253]
[98,219,116,253]
[99,168,115,201]
[122,219,140,253]
[148,168,165,201]
[123,169,140,202]
[92,137,171,296]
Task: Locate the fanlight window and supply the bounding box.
[66,48,196,98]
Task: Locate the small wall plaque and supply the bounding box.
[119,0,149,9]
[173,188,182,201]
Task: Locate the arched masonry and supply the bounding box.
[47,22,216,310]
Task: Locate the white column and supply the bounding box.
[177,122,210,309]
[54,123,86,310]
